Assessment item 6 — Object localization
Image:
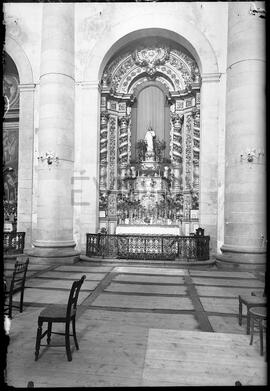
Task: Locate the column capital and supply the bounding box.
[19,83,36,92]
[201,73,221,83]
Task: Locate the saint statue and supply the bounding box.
[144,126,156,153]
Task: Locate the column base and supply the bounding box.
[215,245,266,271]
[25,245,81,265]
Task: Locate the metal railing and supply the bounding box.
[86,233,210,261]
[3,232,25,255]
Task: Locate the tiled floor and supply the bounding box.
[4,259,267,387]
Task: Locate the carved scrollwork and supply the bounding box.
[118,115,130,165]
[185,115,193,189]
[132,46,170,78]
[100,111,109,164]
[101,42,200,95]
[108,117,117,190]
[170,113,184,163]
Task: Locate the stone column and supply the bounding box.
[216,2,266,270]
[17,83,35,249]
[27,4,79,263]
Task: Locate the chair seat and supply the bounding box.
[239,295,266,305]
[251,290,265,297]
[39,304,76,321]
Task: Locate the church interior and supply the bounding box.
[3,1,267,387]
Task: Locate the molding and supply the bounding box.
[221,244,266,254]
[19,83,36,92]
[33,239,76,248]
[201,73,221,83]
[77,81,101,91]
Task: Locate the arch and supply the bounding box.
[4,35,34,84]
[133,79,170,101]
[84,21,218,81]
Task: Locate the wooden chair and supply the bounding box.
[4,258,29,318]
[249,306,267,356]
[35,275,86,362]
[238,293,266,334]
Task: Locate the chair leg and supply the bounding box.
[249,316,254,346]
[72,318,79,350]
[65,322,72,361]
[47,322,52,345]
[20,287,25,313]
[8,293,13,319]
[259,320,263,356]
[238,299,242,326]
[35,320,43,361]
[246,308,251,335]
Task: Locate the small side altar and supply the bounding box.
[115,129,184,230]
[99,126,199,235]
[116,224,180,235]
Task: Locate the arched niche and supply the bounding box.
[98,36,201,234]
[131,80,171,160]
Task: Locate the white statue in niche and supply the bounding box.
[144,126,156,153]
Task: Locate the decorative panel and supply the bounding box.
[107,115,118,191]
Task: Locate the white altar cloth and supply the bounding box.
[116,225,180,235]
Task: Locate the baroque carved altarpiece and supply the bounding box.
[98,39,201,234]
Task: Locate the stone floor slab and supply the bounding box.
[189,270,255,278]
[80,308,198,330]
[91,293,193,310]
[12,288,90,305]
[208,315,251,334]
[191,277,264,288]
[114,266,188,275]
[104,282,187,295]
[113,274,185,284]
[4,263,50,271]
[26,279,99,291]
[36,271,107,280]
[196,286,262,298]
[55,265,113,272]
[5,270,38,278]
[200,297,240,314]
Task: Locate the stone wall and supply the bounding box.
[3,2,230,257]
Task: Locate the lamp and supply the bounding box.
[240,148,264,163]
[37,152,59,166]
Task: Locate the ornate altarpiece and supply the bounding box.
[98,40,201,234]
[3,52,20,231]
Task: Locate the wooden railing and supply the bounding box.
[3,232,25,255]
[86,233,210,261]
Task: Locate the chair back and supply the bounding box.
[10,258,29,293]
[66,275,86,319]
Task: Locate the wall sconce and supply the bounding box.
[37,152,59,166]
[240,148,264,163]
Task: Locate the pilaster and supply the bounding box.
[200,74,221,255]
[16,83,35,249]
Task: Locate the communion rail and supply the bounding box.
[86,233,210,261]
[3,232,25,255]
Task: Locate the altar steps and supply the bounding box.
[80,254,216,268]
